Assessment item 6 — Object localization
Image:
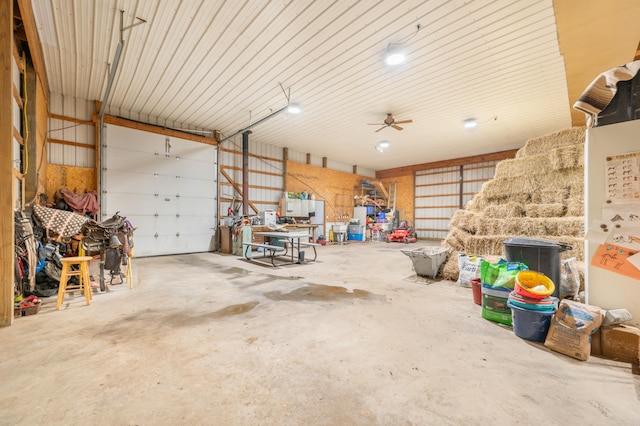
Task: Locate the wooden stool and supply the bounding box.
[125,248,134,289]
[56,256,93,310]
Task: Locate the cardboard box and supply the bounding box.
[600,324,640,364]
[591,328,602,356]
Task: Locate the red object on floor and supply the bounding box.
[471,278,482,305]
[386,228,417,244]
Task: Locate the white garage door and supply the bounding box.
[103,124,217,257]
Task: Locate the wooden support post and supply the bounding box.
[1,0,15,326]
[282,147,288,192]
[306,153,311,164]
[353,165,358,174]
[322,157,327,168]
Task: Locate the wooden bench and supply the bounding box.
[283,241,321,262]
[243,242,286,267]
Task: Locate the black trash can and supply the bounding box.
[503,238,572,298]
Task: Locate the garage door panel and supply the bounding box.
[174,159,216,179]
[175,178,216,198]
[175,197,216,215]
[106,148,160,174]
[176,216,216,233]
[105,126,165,152]
[170,141,216,162]
[103,193,159,216]
[105,124,217,256]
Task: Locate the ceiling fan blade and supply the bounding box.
[394,119,413,124]
[392,125,403,131]
[375,126,386,132]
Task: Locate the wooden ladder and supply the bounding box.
[387,182,397,211]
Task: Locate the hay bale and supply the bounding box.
[554,217,585,237]
[540,188,569,204]
[450,210,477,234]
[494,154,549,178]
[550,143,584,171]
[483,202,524,218]
[443,227,472,252]
[568,183,584,198]
[519,127,586,157]
[465,194,488,212]
[465,235,509,256]
[566,197,584,217]
[545,236,584,261]
[440,254,459,281]
[525,204,566,218]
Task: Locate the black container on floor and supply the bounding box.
[503,238,572,298]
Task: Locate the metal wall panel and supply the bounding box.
[462,160,498,206]
[218,138,284,217]
[287,150,307,164]
[326,159,353,174]
[47,94,95,167]
[415,161,497,240]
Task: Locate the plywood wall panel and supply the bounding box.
[45,164,96,200]
[381,174,414,223]
[286,161,363,221]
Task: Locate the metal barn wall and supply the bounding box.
[218,136,284,217]
[415,160,498,240]
[47,94,94,167]
[287,148,375,178]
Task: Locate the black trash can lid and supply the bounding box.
[503,237,572,252]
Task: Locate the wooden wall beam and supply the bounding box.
[103,115,216,146]
[306,153,311,164]
[16,0,48,103]
[47,138,95,149]
[376,149,518,179]
[1,0,15,325]
[49,113,94,126]
[219,167,259,214]
[282,147,288,193]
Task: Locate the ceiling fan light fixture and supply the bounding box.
[463,118,478,129]
[378,141,390,148]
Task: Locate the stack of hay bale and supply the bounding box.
[441,127,586,281]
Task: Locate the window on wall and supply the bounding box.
[414,161,498,240]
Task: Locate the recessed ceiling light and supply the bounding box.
[463,119,477,129]
[379,141,390,148]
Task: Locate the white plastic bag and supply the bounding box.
[560,257,580,299]
[456,253,482,288]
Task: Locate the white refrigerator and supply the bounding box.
[586,119,640,327]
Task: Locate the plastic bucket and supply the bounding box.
[471,278,482,305]
[508,301,555,342]
[514,270,555,300]
[503,238,572,298]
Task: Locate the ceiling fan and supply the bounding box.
[368,113,413,132]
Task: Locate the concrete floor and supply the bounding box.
[1,242,639,425]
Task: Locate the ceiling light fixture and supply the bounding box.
[383,24,422,66]
[376,141,390,152]
[385,44,405,66]
[463,118,478,129]
[287,103,301,114]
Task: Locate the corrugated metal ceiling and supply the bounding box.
[32,0,573,170]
